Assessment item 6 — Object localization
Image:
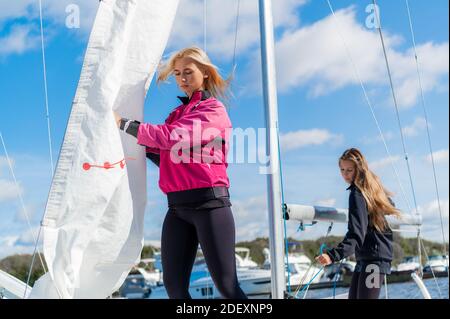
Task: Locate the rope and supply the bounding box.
[326,0,413,215]
[332,261,343,299]
[292,225,334,299]
[384,274,388,299]
[297,222,316,232]
[405,0,448,273]
[294,266,324,299]
[372,0,421,218]
[277,131,291,295]
[293,259,316,298]
[319,238,343,300]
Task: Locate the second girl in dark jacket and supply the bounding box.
[316,148,401,299]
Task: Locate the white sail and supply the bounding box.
[29,0,179,299]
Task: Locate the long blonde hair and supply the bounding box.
[340,148,401,232]
[157,47,229,100]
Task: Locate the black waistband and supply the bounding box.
[167,187,230,206]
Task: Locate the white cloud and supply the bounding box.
[167,0,307,60]
[273,7,449,108]
[392,43,450,108]
[0,156,23,202]
[0,228,44,259]
[0,24,40,57]
[40,0,99,32]
[361,131,395,145]
[14,204,39,224]
[0,0,99,58]
[402,117,427,137]
[414,199,449,244]
[13,226,42,247]
[0,234,43,259]
[418,199,449,220]
[279,129,343,151]
[0,0,99,30]
[0,0,306,61]
[370,155,401,170]
[0,156,10,174]
[0,0,35,22]
[275,7,392,93]
[0,236,23,259]
[426,149,449,164]
[0,179,22,202]
[232,196,269,240]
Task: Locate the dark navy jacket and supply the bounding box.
[326,184,394,263]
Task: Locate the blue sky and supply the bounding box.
[0,0,448,258]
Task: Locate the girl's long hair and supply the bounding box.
[340,148,401,232]
[157,47,229,100]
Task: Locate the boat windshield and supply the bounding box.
[401,256,419,263]
[428,255,445,261]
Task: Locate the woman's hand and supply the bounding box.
[315,253,332,266]
[113,111,121,128]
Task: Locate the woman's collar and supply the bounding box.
[177,90,211,105]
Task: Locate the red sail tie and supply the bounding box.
[82,158,135,171]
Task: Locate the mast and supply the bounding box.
[258,0,286,299]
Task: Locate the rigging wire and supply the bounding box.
[373,0,446,296]
[39,0,55,177]
[419,237,443,299]
[203,0,207,53]
[326,0,414,216]
[23,0,59,298]
[371,0,429,284]
[372,0,420,220]
[404,0,448,271]
[232,0,241,74]
[0,133,47,274]
[0,133,48,298]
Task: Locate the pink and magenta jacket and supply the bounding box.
[137,91,232,194]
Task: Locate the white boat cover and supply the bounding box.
[0,269,31,299]
[29,0,179,298]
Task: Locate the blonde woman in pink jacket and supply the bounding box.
[115,47,247,299]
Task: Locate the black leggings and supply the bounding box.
[348,270,385,299]
[161,206,247,299]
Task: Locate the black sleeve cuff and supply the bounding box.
[126,121,140,138]
[326,248,339,263]
[119,117,129,130]
[119,118,140,138]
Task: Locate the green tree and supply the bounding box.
[0,254,46,287]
